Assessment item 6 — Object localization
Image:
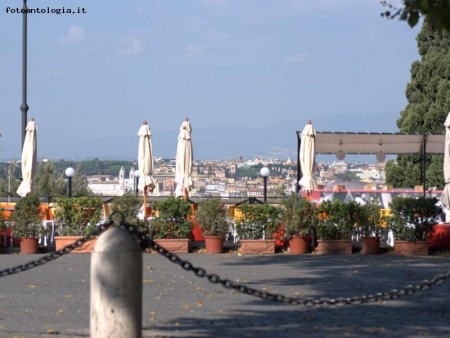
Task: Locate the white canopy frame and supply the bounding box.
[296,131,445,194]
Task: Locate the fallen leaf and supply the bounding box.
[143,280,154,284]
[195,301,203,307]
[28,285,36,288]
[47,328,59,334]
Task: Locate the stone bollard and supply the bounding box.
[90,227,142,338]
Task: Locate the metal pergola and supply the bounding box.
[296,131,446,194]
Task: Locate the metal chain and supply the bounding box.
[0,221,111,278]
[1,214,450,309]
[148,238,450,307]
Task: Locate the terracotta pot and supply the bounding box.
[204,236,223,254]
[239,239,275,254]
[316,240,352,254]
[153,239,189,253]
[288,236,310,254]
[394,241,428,255]
[54,236,98,253]
[20,237,39,254]
[361,237,380,255]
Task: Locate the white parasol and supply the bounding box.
[137,121,155,218]
[17,118,37,197]
[298,120,318,193]
[440,112,450,210]
[175,118,193,199]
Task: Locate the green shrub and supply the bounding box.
[235,203,281,240]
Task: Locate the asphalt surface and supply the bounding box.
[0,250,450,338]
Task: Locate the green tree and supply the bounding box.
[381,1,450,31]
[70,164,93,197]
[385,22,450,188]
[34,161,66,199]
[0,162,20,197]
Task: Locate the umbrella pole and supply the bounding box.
[183,188,188,201]
[143,187,147,219]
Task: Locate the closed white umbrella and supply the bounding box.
[137,121,155,218]
[175,118,193,199]
[17,118,37,197]
[298,120,317,194]
[440,112,450,210]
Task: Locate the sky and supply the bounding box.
[0,0,421,162]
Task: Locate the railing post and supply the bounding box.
[90,227,142,338]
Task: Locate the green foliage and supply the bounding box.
[281,194,317,239]
[381,1,450,32]
[0,162,20,197]
[110,193,148,233]
[54,196,102,236]
[359,199,388,238]
[151,196,193,239]
[195,199,229,237]
[10,196,44,238]
[239,169,257,179]
[70,164,93,197]
[386,22,450,188]
[389,196,441,242]
[111,192,141,223]
[235,203,281,240]
[316,200,362,240]
[34,161,66,199]
[54,159,134,176]
[0,207,5,230]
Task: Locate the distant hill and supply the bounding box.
[1,112,399,161]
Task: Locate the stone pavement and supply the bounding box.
[0,251,449,338]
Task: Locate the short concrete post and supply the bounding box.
[90,227,142,338]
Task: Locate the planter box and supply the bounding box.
[394,241,428,255]
[54,236,98,253]
[316,240,352,254]
[239,239,275,254]
[153,239,189,253]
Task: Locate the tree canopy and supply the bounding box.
[385,21,450,188]
[381,0,450,32]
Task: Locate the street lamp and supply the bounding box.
[134,171,140,196]
[260,167,270,203]
[65,167,75,197]
[21,0,29,149]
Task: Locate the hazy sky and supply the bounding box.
[1,0,421,161]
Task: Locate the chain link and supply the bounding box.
[0,221,111,278]
[145,225,450,308]
[1,214,449,308]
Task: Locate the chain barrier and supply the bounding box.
[0,220,112,278]
[1,213,450,308]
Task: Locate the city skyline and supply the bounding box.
[1,1,420,160]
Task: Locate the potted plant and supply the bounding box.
[316,199,361,254]
[235,203,281,254]
[358,198,388,254]
[151,196,193,253]
[389,196,441,255]
[281,194,318,254]
[110,192,148,242]
[194,198,230,253]
[10,196,44,254]
[53,196,102,253]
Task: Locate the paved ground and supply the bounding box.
[0,250,449,338]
